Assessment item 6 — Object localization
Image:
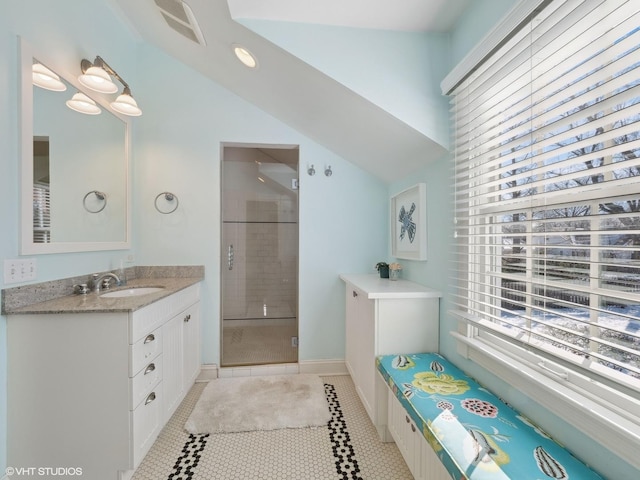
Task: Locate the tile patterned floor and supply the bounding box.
[132,375,412,480]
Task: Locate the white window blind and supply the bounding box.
[33,182,50,243]
[451,0,640,403]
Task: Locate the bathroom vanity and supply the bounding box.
[339,274,441,438]
[3,268,203,480]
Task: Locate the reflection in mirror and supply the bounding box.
[33,136,50,243]
[20,39,131,254]
[32,68,127,243]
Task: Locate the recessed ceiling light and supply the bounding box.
[232,44,258,69]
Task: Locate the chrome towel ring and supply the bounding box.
[155,191,179,214]
[83,190,107,213]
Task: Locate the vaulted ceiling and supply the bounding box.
[110,0,470,181]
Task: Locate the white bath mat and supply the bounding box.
[184,374,330,434]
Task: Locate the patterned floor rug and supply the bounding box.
[184,374,330,434]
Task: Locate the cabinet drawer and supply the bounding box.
[131,386,162,469]
[130,327,162,376]
[130,284,201,344]
[130,355,162,410]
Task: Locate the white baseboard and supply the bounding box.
[299,359,348,376]
[196,364,218,382]
[197,360,348,380]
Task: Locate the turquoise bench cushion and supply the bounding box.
[377,353,604,480]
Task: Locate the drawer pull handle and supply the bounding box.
[144,334,155,344]
[144,363,156,375]
[411,424,416,433]
[405,415,410,423]
[184,314,191,322]
[145,392,156,405]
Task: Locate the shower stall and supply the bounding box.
[220,145,299,367]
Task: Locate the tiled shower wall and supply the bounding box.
[245,220,298,318]
[222,150,298,322]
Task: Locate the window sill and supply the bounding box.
[451,331,640,470]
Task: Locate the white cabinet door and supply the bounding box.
[182,302,201,390]
[345,285,359,380]
[162,313,184,423]
[345,285,376,421]
[388,390,451,480]
[131,385,163,468]
[417,432,451,480]
[163,301,200,423]
[356,292,376,421]
[343,276,440,435]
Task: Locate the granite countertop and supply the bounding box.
[2,265,204,315]
[4,277,202,314]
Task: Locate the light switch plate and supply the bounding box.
[4,258,37,284]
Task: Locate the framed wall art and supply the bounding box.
[390,183,427,260]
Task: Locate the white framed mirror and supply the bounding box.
[19,37,131,254]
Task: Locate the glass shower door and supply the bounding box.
[221,146,299,367]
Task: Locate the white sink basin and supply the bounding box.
[100,287,165,298]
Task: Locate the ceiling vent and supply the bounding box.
[154,0,206,45]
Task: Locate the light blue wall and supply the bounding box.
[448,0,520,69]
[0,0,140,472]
[0,1,387,473]
[132,43,387,365]
[0,11,13,474]
[238,20,451,149]
[3,1,634,478]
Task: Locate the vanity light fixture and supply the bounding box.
[32,63,67,92]
[111,87,142,117]
[77,56,142,116]
[78,58,118,94]
[232,44,258,69]
[66,92,101,115]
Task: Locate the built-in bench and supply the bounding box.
[376,353,604,480]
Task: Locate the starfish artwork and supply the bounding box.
[398,202,417,243]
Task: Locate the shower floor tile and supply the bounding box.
[131,375,412,480]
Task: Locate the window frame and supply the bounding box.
[447,0,640,469]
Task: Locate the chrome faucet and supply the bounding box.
[90,272,121,292]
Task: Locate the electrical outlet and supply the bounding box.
[3,258,37,284]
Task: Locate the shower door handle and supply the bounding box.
[227,244,234,270]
